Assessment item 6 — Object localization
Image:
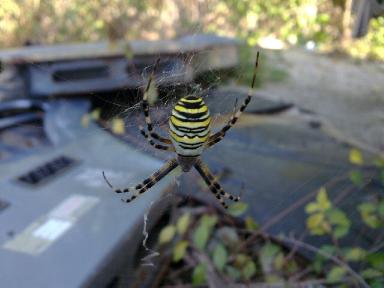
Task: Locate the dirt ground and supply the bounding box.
[256,49,384,155]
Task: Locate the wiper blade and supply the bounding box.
[0,99,48,113]
[0,112,41,130]
[0,99,47,130]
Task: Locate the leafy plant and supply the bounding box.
[155,201,315,286]
[305,187,350,238]
[1,1,383,61]
[147,146,384,286]
[308,149,384,287]
[358,199,384,229]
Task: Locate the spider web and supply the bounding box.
[2,24,373,277]
[0,30,339,211]
[0,25,259,266]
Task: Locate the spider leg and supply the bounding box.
[138,125,175,151]
[103,159,177,194]
[138,124,172,144]
[205,52,259,149]
[103,171,131,193]
[133,113,174,151]
[116,158,179,203]
[194,159,240,209]
[140,59,173,150]
[214,193,229,209]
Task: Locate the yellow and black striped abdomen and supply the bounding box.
[169,96,211,156]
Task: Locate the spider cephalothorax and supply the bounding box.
[104,53,260,209]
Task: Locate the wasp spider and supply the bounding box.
[104,52,260,209]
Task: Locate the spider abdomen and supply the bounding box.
[169,96,211,156]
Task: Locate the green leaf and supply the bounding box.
[216,227,239,246]
[173,240,188,262]
[201,214,218,228]
[367,252,384,270]
[158,225,176,244]
[371,279,384,288]
[380,170,384,185]
[227,202,248,217]
[317,187,331,211]
[319,245,337,254]
[327,266,347,283]
[344,247,366,262]
[312,258,323,274]
[307,213,326,235]
[193,224,209,250]
[363,215,380,229]
[328,208,351,238]
[192,264,206,285]
[176,213,190,235]
[260,243,281,258]
[226,265,241,281]
[285,260,298,274]
[193,215,217,250]
[358,202,376,214]
[213,243,227,271]
[333,225,350,239]
[242,260,256,280]
[361,268,383,279]
[245,217,259,231]
[349,148,364,165]
[305,202,319,213]
[274,252,285,270]
[328,208,349,226]
[373,158,384,168]
[359,203,381,229]
[234,254,248,267]
[313,245,337,273]
[265,274,282,283]
[260,243,281,273]
[350,170,364,186]
[378,200,384,217]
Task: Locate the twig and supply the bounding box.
[168,263,194,280]
[369,228,384,253]
[288,266,312,283]
[151,256,172,288]
[368,239,384,254]
[333,184,359,204]
[193,250,227,288]
[161,285,206,288]
[162,275,375,288]
[261,173,347,231]
[276,235,370,288]
[178,206,211,215]
[284,230,308,263]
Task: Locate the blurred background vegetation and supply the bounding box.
[0,0,383,60]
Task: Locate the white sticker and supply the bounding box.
[49,194,99,221]
[33,219,72,241]
[3,194,99,255]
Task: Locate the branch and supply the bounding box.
[276,235,370,288]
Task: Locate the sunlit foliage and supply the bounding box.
[0,0,383,60]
